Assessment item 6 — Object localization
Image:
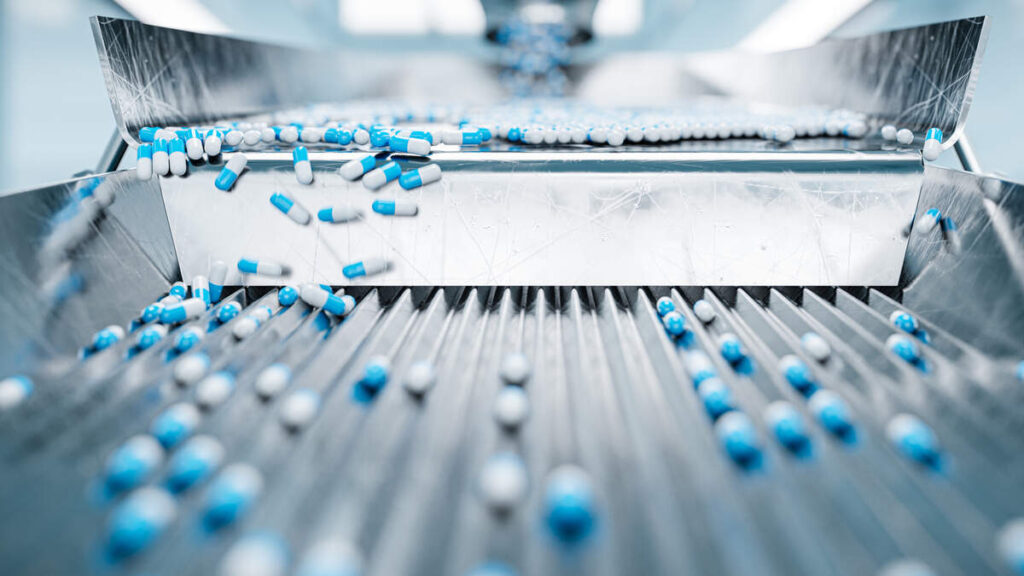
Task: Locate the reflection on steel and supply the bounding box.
[160,151,922,287]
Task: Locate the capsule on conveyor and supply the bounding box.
[169,281,187,299]
[544,465,596,544]
[215,154,248,191]
[661,310,685,337]
[293,146,313,185]
[656,296,675,316]
[880,124,897,141]
[256,363,292,399]
[886,414,942,469]
[801,332,831,362]
[150,402,201,449]
[104,435,165,493]
[0,375,33,411]
[219,532,288,576]
[279,388,321,430]
[165,435,224,493]
[337,128,353,145]
[105,487,176,560]
[353,128,370,145]
[296,540,363,576]
[389,135,431,156]
[238,257,289,277]
[152,139,170,176]
[886,333,922,365]
[173,352,210,386]
[92,325,126,352]
[169,138,188,176]
[718,333,746,364]
[697,378,733,419]
[209,260,227,302]
[278,285,299,306]
[372,199,418,216]
[361,355,390,391]
[896,128,914,146]
[343,257,389,279]
[317,205,362,223]
[919,208,941,233]
[941,216,961,254]
[922,127,942,161]
[500,352,531,385]
[195,371,235,410]
[279,125,299,143]
[479,452,528,512]
[184,128,204,160]
[192,275,211,309]
[399,164,442,190]
[173,326,204,354]
[139,127,159,142]
[136,144,153,180]
[160,297,206,324]
[693,299,716,323]
[494,386,530,429]
[889,310,919,335]
[217,301,242,323]
[778,355,816,396]
[201,463,264,530]
[233,305,273,340]
[714,411,762,468]
[134,324,168,352]
[299,283,349,315]
[339,153,376,181]
[403,359,437,395]
[242,129,261,146]
[270,191,311,225]
[261,127,276,143]
[204,129,223,156]
[363,160,402,190]
[685,350,717,386]
[764,401,812,456]
[808,389,856,441]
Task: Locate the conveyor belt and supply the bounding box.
[1,285,1021,575]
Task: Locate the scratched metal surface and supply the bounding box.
[1,285,1022,575]
[153,150,922,287]
[92,16,986,150]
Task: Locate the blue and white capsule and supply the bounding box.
[399,164,442,190]
[192,275,211,308]
[215,154,248,191]
[887,333,921,364]
[105,487,176,559]
[0,375,34,411]
[697,378,734,419]
[693,299,716,323]
[889,310,919,335]
[150,402,201,449]
[718,333,746,364]
[278,285,299,306]
[184,128,204,160]
[139,127,159,142]
[270,191,311,225]
[361,355,390,391]
[92,325,126,352]
[808,389,856,440]
[136,144,153,180]
[778,355,816,395]
[293,146,313,185]
[661,311,685,337]
[279,388,321,430]
[165,435,224,493]
[685,350,717,386]
[372,198,418,216]
[217,301,242,323]
[920,208,941,233]
[886,413,941,468]
[339,153,376,181]
[317,205,362,223]
[160,297,206,324]
[209,260,227,302]
[923,127,943,161]
[173,352,210,386]
[220,533,289,576]
[201,463,264,530]
[544,465,596,544]
[169,281,188,299]
[104,434,165,493]
[195,371,235,409]
[238,257,288,277]
[343,257,389,279]
[764,401,811,455]
[389,135,431,156]
[256,363,292,399]
[656,296,675,316]
[169,138,187,176]
[714,411,762,467]
[174,326,204,353]
[299,283,350,315]
[942,216,961,254]
[152,139,170,176]
[363,160,401,190]
[204,129,223,156]
[134,324,168,351]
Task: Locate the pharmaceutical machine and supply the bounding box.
[1,8,1023,576]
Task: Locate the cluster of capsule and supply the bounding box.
[495,17,572,97]
[880,125,945,160]
[914,206,961,254]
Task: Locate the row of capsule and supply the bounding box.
[656,296,947,473]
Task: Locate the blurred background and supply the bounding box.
[1,0,1022,193]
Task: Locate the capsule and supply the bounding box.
[261,127,276,143]
[150,402,201,449]
[336,128,353,145]
[662,311,685,337]
[256,363,292,399]
[0,375,34,411]
[168,138,188,176]
[169,281,187,299]
[500,352,531,385]
[808,389,855,439]
[278,125,299,143]
[299,283,349,315]
[801,332,831,362]
[403,359,437,395]
[195,371,235,409]
[764,401,811,455]
[104,435,165,493]
[92,325,126,352]
[293,146,313,185]
[270,191,311,225]
[896,128,914,145]
[183,128,204,160]
[217,301,242,323]
[389,135,431,156]
[174,326,204,353]
[889,310,919,334]
[317,205,362,223]
[136,144,153,180]
[160,297,206,324]
[301,127,324,143]
[544,465,596,544]
[173,352,210,386]
[886,413,941,468]
[138,127,159,142]
[997,519,1024,574]
[655,296,675,316]
[444,129,483,145]
[353,128,370,145]
[718,333,745,364]
[296,540,364,576]
[361,355,390,391]
[192,275,211,308]
[372,198,418,216]
[204,129,223,156]
[494,386,530,429]
[941,216,961,254]
[685,350,717,386]
[714,411,761,467]
[923,127,942,161]
[215,154,248,191]
[278,285,299,306]
[201,464,264,530]
[135,324,168,351]
[224,130,244,146]
[880,124,897,141]
[152,139,170,176]
[398,164,442,190]
[237,257,288,277]
[242,129,261,146]
[479,452,528,512]
[343,257,389,279]
[105,487,176,559]
[279,388,321,430]
[887,333,921,364]
[209,260,228,302]
[693,299,716,323]
[697,378,734,419]
[363,160,402,190]
[920,208,941,233]
[778,355,816,395]
[165,435,224,493]
[339,153,377,181]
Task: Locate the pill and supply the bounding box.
[105,434,165,493]
[494,386,530,429]
[800,332,831,362]
[277,285,299,307]
[685,350,717,386]
[692,299,716,323]
[184,128,204,160]
[778,355,816,395]
[260,127,276,143]
[372,199,418,216]
[215,154,248,191]
[880,125,897,141]
[889,311,919,334]
[238,257,289,277]
[363,161,402,190]
[323,128,338,143]
[279,125,299,143]
[270,191,311,225]
[922,127,942,161]
[544,465,596,544]
[202,463,264,530]
[159,294,182,308]
[192,275,211,309]
[317,205,362,223]
[195,371,235,409]
[256,363,292,399]
[656,296,675,316]
[480,452,528,512]
[398,164,442,190]
[467,562,517,576]
[174,326,204,353]
[343,258,389,279]
[997,519,1024,574]
[339,154,377,181]
[361,355,390,391]
[0,375,33,410]
[808,389,855,439]
[105,487,176,559]
[389,135,431,156]
[714,411,761,467]
[878,559,936,576]
[662,311,685,337]
[219,532,288,576]
[941,216,961,254]
[136,144,153,180]
[169,138,188,176]
[299,127,323,144]
[139,127,159,142]
[919,208,941,233]
[337,128,353,145]
[242,129,261,146]
[137,304,162,326]
[135,324,168,351]
[764,401,811,454]
[151,402,201,449]
[886,413,941,468]
[205,129,223,156]
[217,301,242,323]
[718,333,745,364]
[296,540,363,576]
[92,325,126,352]
[233,315,261,340]
[174,352,210,386]
[293,146,314,185]
[697,378,734,419]
[896,128,914,145]
[224,130,243,147]
[209,260,228,302]
[353,128,370,145]
[403,359,437,395]
[886,334,921,364]
[166,435,224,493]
[160,297,206,324]
[169,281,188,299]
[280,388,321,430]
[299,283,349,315]
[499,352,531,385]
[152,139,170,176]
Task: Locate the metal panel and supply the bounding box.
[160,151,922,286]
